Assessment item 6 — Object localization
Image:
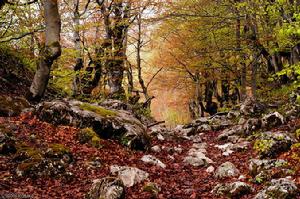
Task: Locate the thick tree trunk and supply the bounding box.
[99,1,127,99]
[28,0,61,102]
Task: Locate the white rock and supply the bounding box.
[151,145,161,153]
[157,133,165,141]
[141,155,166,168]
[110,165,149,187]
[206,166,215,173]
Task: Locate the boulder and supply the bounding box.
[141,155,166,168]
[249,159,291,183]
[218,125,244,141]
[215,162,240,179]
[100,99,132,111]
[210,116,233,131]
[86,177,125,199]
[243,118,262,136]
[196,124,212,132]
[249,159,289,177]
[0,95,30,117]
[240,97,266,116]
[254,178,298,199]
[254,131,294,158]
[184,143,213,167]
[215,141,250,156]
[15,143,73,178]
[212,181,253,198]
[110,165,149,187]
[262,112,285,129]
[35,99,150,150]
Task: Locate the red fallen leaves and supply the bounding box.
[1,113,300,199]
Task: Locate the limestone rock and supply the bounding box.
[212,181,253,198]
[215,162,240,179]
[254,178,298,199]
[184,143,213,167]
[141,155,166,168]
[254,131,294,158]
[110,165,149,187]
[86,177,125,199]
[35,99,150,150]
[262,112,285,129]
[240,98,266,116]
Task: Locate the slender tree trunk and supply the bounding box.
[28,0,61,102]
[72,1,84,96]
[236,12,247,101]
[136,12,150,108]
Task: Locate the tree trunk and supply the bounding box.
[72,2,84,96]
[28,0,61,102]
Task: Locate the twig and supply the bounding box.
[147,121,165,128]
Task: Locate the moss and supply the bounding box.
[77,128,102,148]
[48,143,70,154]
[295,129,300,140]
[254,139,274,154]
[91,136,102,148]
[15,144,43,162]
[143,182,160,196]
[79,103,117,117]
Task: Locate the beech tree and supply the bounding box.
[27,0,61,101]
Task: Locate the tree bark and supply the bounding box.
[28,0,61,102]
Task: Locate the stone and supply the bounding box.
[143,182,160,196]
[212,181,253,198]
[35,99,150,150]
[14,143,73,178]
[262,112,285,129]
[184,143,212,167]
[141,155,166,168]
[218,125,244,141]
[86,177,125,199]
[110,165,149,187]
[243,118,262,136]
[249,159,289,177]
[240,97,266,116]
[157,133,165,141]
[254,131,294,158]
[254,178,298,199]
[184,152,213,167]
[215,162,240,179]
[174,146,183,154]
[196,124,212,132]
[151,145,161,153]
[227,111,240,119]
[206,166,215,173]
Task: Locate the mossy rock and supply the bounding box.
[143,182,160,196]
[77,128,102,148]
[15,144,43,162]
[46,143,73,163]
[79,103,117,117]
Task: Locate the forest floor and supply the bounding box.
[1,112,300,199]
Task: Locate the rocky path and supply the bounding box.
[1,113,299,198]
[1,98,300,199]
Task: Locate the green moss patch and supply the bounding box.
[79,103,117,117]
[77,128,102,148]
